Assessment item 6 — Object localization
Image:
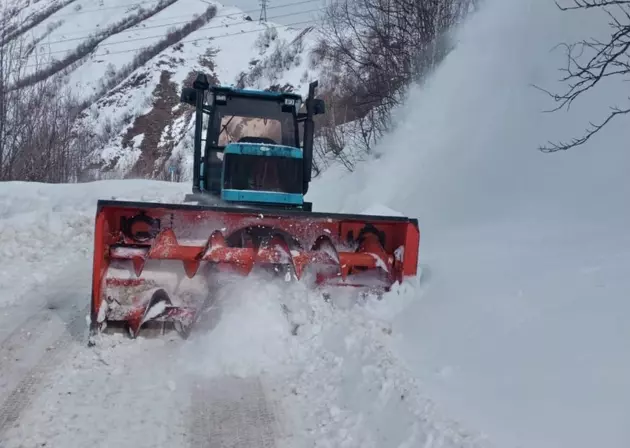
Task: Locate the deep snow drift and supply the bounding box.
[307,0,630,447]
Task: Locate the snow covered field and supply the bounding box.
[1,0,630,446]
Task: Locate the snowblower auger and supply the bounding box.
[90,200,419,339]
[89,76,420,341]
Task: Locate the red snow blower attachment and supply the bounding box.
[88,76,420,341]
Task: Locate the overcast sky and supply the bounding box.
[220,0,326,27]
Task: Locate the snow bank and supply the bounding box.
[0,180,189,309]
[308,0,630,447]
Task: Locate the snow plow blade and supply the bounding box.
[89,200,420,339]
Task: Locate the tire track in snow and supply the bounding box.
[0,309,57,393]
[0,297,88,436]
[187,375,279,447]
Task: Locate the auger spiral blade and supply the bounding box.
[89,200,420,341]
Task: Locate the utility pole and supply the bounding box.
[259,0,268,22]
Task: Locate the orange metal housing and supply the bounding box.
[90,200,420,337]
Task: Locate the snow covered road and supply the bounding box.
[0,275,89,436]
[0,182,292,447]
[0,182,484,447]
[0,182,289,447]
[0,326,285,447]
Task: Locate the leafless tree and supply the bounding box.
[0,7,87,183]
[537,0,630,152]
[312,0,475,163]
[0,9,31,180]
[10,80,85,182]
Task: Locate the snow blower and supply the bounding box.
[89,75,420,341]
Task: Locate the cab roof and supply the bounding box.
[211,85,302,102]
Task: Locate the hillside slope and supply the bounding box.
[4,0,320,179]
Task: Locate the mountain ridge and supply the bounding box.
[3,0,321,180]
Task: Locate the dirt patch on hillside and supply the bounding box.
[100,66,219,179]
[121,70,187,178]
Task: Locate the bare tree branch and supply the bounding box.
[0,7,90,182]
[312,0,474,167]
[555,0,630,11]
[538,0,630,151]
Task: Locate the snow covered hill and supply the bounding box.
[3,0,320,179]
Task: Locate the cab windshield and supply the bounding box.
[218,116,283,146]
[211,96,298,148]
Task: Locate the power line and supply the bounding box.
[38,0,316,45]
[38,3,319,48]
[93,18,315,59]
[24,18,315,69]
[24,7,322,59]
